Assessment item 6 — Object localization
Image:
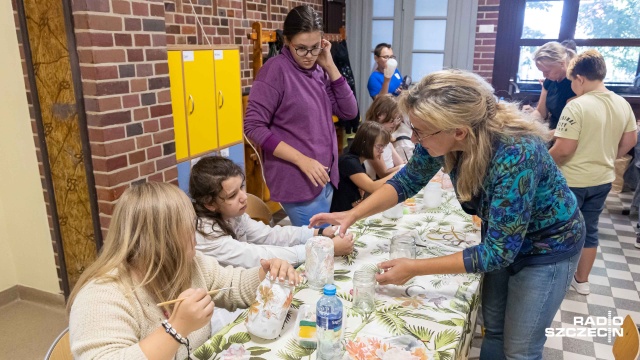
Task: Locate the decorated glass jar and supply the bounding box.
[305,236,334,290]
[245,277,293,339]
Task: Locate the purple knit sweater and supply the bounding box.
[244,47,358,203]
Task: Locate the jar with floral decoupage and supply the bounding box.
[245,277,293,340]
[304,236,334,290]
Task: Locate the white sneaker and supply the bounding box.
[571,277,590,295]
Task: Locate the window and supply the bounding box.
[493,0,640,95]
[348,0,478,114]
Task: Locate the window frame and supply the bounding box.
[492,0,640,96]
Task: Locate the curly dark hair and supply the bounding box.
[189,156,245,238]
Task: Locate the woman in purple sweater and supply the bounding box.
[244,5,358,226]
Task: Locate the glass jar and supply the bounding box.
[382,203,404,219]
[423,182,443,208]
[245,277,293,340]
[390,230,418,259]
[305,236,334,290]
[352,268,376,315]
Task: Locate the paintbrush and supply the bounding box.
[156,287,235,307]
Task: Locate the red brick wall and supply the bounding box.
[164,0,323,92]
[71,0,177,232]
[473,0,499,83]
[11,0,327,292]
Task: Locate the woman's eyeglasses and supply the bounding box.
[410,123,442,142]
[293,45,323,57]
[374,144,386,151]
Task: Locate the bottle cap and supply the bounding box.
[323,284,337,295]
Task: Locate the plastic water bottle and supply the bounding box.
[316,284,343,359]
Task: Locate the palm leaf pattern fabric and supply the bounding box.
[190,185,484,360]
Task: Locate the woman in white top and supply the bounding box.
[363,95,406,179]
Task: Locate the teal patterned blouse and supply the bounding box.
[387,135,585,273]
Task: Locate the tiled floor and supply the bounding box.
[468,191,640,360]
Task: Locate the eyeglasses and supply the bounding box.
[379,55,396,60]
[374,144,386,151]
[292,44,323,57]
[410,123,442,143]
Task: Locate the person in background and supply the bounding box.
[367,43,403,99]
[244,5,358,227]
[549,49,637,295]
[525,41,577,132]
[67,182,299,360]
[190,156,355,268]
[391,114,415,163]
[331,121,398,212]
[363,95,406,179]
[311,70,585,359]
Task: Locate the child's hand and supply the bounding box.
[260,258,301,286]
[332,233,355,256]
[169,288,214,336]
[320,225,338,238]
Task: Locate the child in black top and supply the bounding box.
[331,121,398,212]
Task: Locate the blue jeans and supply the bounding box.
[570,183,611,248]
[280,184,333,227]
[480,252,580,360]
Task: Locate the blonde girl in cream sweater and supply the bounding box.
[68,182,299,360]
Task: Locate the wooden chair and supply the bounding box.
[613,315,640,360]
[44,327,72,360]
[246,193,273,226]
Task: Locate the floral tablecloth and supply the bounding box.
[191,188,482,360]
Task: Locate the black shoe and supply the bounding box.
[622,209,631,215]
[636,234,640,249]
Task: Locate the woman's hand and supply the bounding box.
[375,259,417,285]
[260,258,301,286]
[309,211,357,237]
[296,156,330,187]
[315,39,335,71]
[169,288,215,336]
[332,233,355,256]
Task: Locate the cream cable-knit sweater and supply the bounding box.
[69,251,261,360]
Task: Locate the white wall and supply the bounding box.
[0,0,60,295]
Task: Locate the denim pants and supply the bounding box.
[480,252,580,360]
[280,184,333,227]
[570,183,612,248]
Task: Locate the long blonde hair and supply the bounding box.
[67,182,196,312]
[399,70,549,202]
[534,41,576,67]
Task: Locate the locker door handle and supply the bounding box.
[218,91,224,109]
[188,95,195,114]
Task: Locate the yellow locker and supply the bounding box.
[183,50,218,156]
[214,49,243,148]
[167,46,242,161]
[168,51,189,161]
